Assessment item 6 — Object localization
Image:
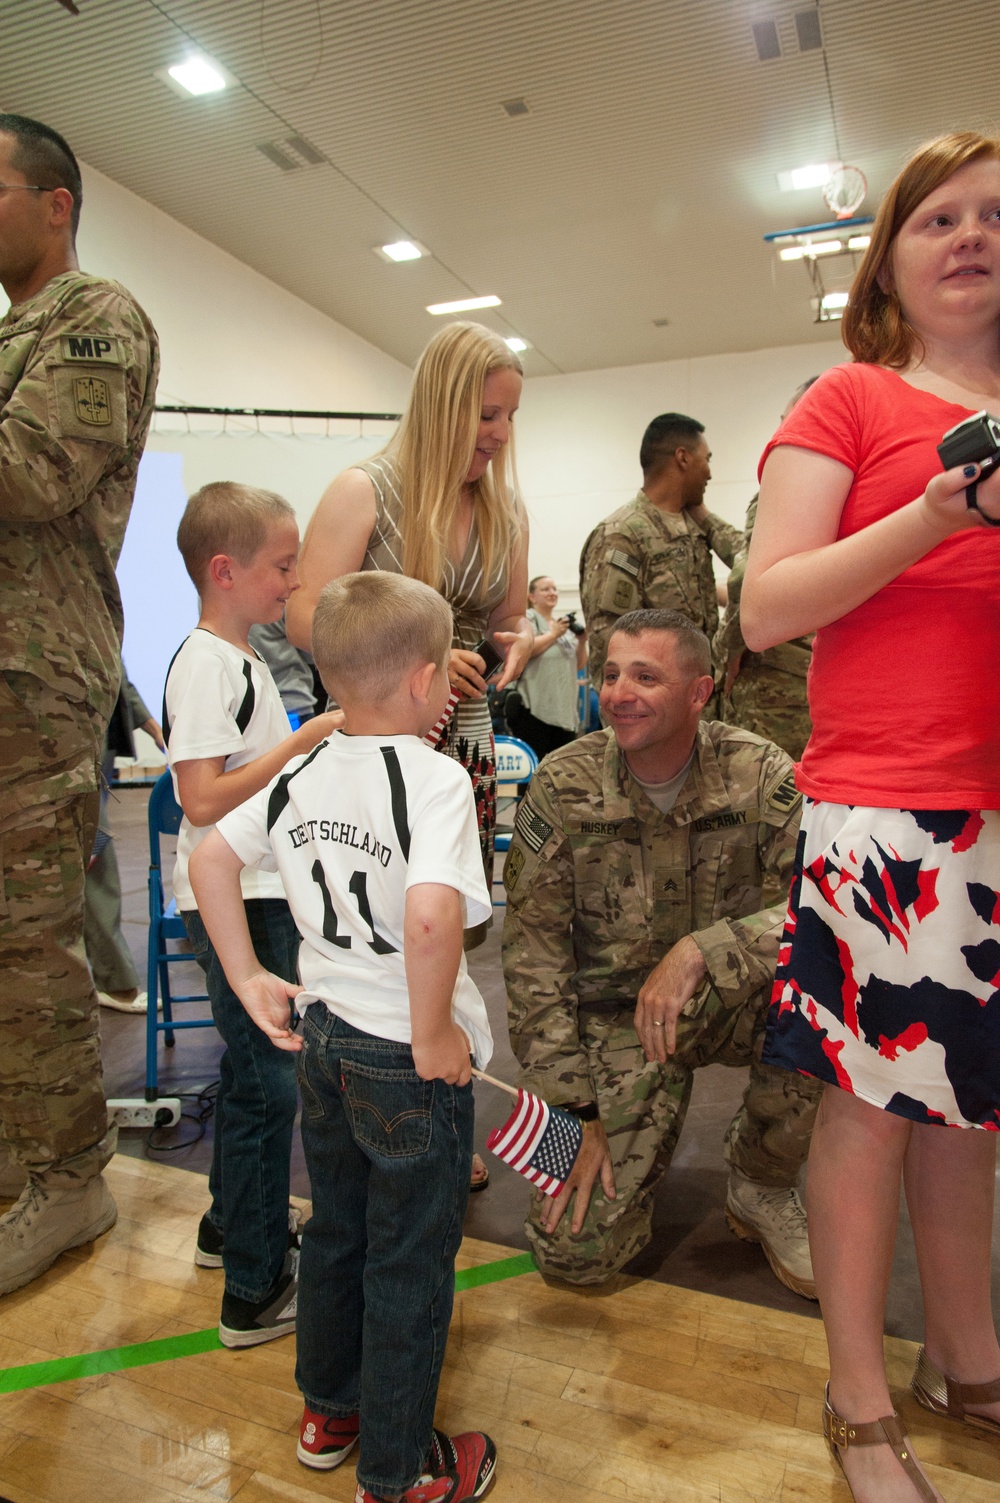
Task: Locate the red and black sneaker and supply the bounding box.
[354,1427,497,1502]
[296,1405,360,1470]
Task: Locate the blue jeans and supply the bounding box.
[294,1005,474,1497]
[183,901,300,1302]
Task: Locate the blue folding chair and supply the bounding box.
[492,735,539,906]
[145,771,212,1101]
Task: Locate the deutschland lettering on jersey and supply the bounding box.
[287,817,392,867]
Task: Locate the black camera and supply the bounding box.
[562,610,586,638]
[937,410,1000,474]
[937,410,1000,526]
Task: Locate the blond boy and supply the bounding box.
[166,482,339,1346]
[190,572,497,1503]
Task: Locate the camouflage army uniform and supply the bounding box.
[502,722,821,1283]
[579,492,741,702]
[0,272,159,1185]
[714,495,813,761]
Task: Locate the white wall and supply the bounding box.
[0,156,412,525]
[75,160,413,412]
[516,339,844,611]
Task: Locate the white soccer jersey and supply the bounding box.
[218,732,494,1066]
[164,629,290,909]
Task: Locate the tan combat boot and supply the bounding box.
[0,1175,117,1295]
[725,1168,817,1300]
[0,1142,26,1200]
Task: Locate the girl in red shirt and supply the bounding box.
[744,132,1000,1503]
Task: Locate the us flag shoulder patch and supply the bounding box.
[607,548,639,576]
[515,799,554,854]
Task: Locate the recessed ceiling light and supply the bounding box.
[378,240,424,262]
[426,295,501,315]
[848,235,871,251]
[166,56,228,96]
[504,336,529,352]
[777,162,837,192]
[821,291,849,310]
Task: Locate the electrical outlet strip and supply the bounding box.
[106,1098,182,1130]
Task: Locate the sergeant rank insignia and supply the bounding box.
[73,376,112,426]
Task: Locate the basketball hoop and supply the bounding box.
[823,166,868,220]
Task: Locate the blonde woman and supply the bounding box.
[289,323,532,888]
[743,131,1000,1502]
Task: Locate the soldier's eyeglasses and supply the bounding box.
[0,184,57,195]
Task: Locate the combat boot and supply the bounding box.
[725,1168,816,1300]
[0,1143,26,1200]
[0,1174,117,1294]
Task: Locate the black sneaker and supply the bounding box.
[196,1205,303,1269]
[219,1249,298,1348]
[194,1213,224,1268]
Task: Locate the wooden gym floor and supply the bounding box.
[2,785,999,1500]
[1,1155,999,1503]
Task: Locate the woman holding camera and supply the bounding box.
[504,575,587,759]
[743,132,1000,1503]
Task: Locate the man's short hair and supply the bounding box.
[313,572,453,704]
[177,482,296,590]
[609,608,712,677]
[639,413,705,478]
[0,114,82,236]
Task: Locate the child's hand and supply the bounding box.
[235,970,304,1051]
[298,708,345,747]
[412,1022,472,1085]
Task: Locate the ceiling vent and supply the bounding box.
[256,135,328,172]
[752,19,781,61]
[752,10,823,60]
[795,9,823,50]
[501,97,530,118]
[256,141,299,171]
[285,134,327,165]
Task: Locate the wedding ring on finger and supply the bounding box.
[652,1021,665,1028]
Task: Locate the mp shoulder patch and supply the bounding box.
[59,335,124,364]
[514,799,554,855]
[766,770,801,814]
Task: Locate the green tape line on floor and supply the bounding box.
[0,1327,223,1395]
[454,1252,536,1290]
[0,1252,537,1394]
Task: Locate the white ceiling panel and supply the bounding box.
[0,0,995,373]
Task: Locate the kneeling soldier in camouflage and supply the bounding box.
[502,608,821,1296]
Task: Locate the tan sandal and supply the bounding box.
[823,1383,937,1503]
[912,1346,1000,1435]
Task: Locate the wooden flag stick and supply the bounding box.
[471,1067,519,1099]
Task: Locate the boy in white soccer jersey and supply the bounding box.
[189,572,498,1503]
[165,482,340,1347]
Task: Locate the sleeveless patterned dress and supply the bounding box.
[358,456,509,878]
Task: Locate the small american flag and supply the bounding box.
[485,1089,584,1197]
[423,690,459,749]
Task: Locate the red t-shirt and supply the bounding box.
[758,362,1000,809]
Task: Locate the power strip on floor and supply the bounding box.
[107,1098,182,1129]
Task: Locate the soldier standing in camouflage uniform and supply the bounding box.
[713,380,818,761]
[579,413,741,707]
[502,609,821,1292]
[0,115,159,1293]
